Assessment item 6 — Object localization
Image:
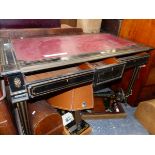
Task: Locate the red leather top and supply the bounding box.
[12,33,136,62]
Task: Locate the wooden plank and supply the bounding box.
[61,19,77,27]
[82,113,127,120]
[0,27,83,38]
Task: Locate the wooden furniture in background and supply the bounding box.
[61,19,77,27]
[28,100,63,135]
[119,19,155,106]
[0,91,17,135]
[0,19,60,29]
[135,99,155,134]
[101,19,122,36]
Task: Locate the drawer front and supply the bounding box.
[94,64,125,86]
[27,71,94,98]
[119,54,149,69]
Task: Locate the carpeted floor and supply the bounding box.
[86,104,149,135]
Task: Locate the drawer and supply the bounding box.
[27,63,94,98]
[88,57,126,86]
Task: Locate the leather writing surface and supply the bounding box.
[12,33,136,62]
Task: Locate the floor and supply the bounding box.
[86,104,149,135]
